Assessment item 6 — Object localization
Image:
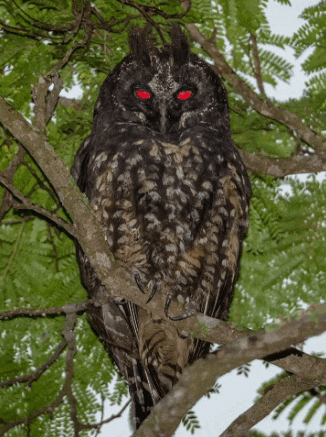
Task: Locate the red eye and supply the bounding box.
[136,90,151,99]
[177,91,192,100]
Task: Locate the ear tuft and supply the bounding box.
[129,27,152,68]
[170,24,189,66]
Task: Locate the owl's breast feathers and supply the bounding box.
[86,125,250,321]
[74,122,250,427]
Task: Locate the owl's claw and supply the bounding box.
[165,295,172,318]
[146,283,158,304]
[177,329,189,339]
[165,295,193,321]
[134,273,145,294]
[114,298,126,306]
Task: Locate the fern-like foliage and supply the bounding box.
[272,386,326,427]
[291,2,326,107]
[206,382,221,398]
[237,363,252,377]
[230,173,326,330]
[252,366,326,435]
[182,410,201,434]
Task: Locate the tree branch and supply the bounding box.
[0,302,88,320]
[218,375,316,437]
[250,34,266,96]
[79,399,131,431]
[2,297,326,393]
[134,309,326,437]
[32,43,85,132]
[0,145,25,220]
[239,148,326,177]
[0,174,77,237]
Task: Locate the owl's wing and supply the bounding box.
[72,144,170,428]
[76,245,166,428]
[189,153,250,361]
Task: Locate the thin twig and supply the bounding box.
[80,399,131,430]
[249,34,265,95]
[0,146,25,220]
[20,159,60,205]
[0,312,78,436]
[0,341,67,388]
[0,175,77,237]
[0,302,88,320]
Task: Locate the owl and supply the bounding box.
[72,25,251,429]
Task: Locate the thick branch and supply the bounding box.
[219,375,316,437]
[239,149,326,177]
[134,310,326,437]
[32,44,84,132]
[2,300,326,389]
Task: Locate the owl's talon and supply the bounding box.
[168,312,193,321]
[134,273,145,294]
[165,296,193,321]
[114,298,126,306]
[177,329,189,339]
[146,284,158,304]
[165,295,172,318]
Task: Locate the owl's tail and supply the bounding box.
[128,310,194,429]
[127,358,163,429]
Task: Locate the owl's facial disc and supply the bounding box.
[134,66,194,135]
[134,86,193,134]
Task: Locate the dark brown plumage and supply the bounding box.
[72,25,251,429]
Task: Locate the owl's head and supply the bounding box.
[93,25,230,141]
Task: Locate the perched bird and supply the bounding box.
[72,25,251,429]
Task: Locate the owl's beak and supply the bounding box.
[159,102,168,134]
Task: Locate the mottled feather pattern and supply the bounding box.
[72,25,251,429]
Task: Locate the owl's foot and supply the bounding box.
[146,283,158,304]
[134,272,145,294]
[165,295,194,321]
[177,329,189,339]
